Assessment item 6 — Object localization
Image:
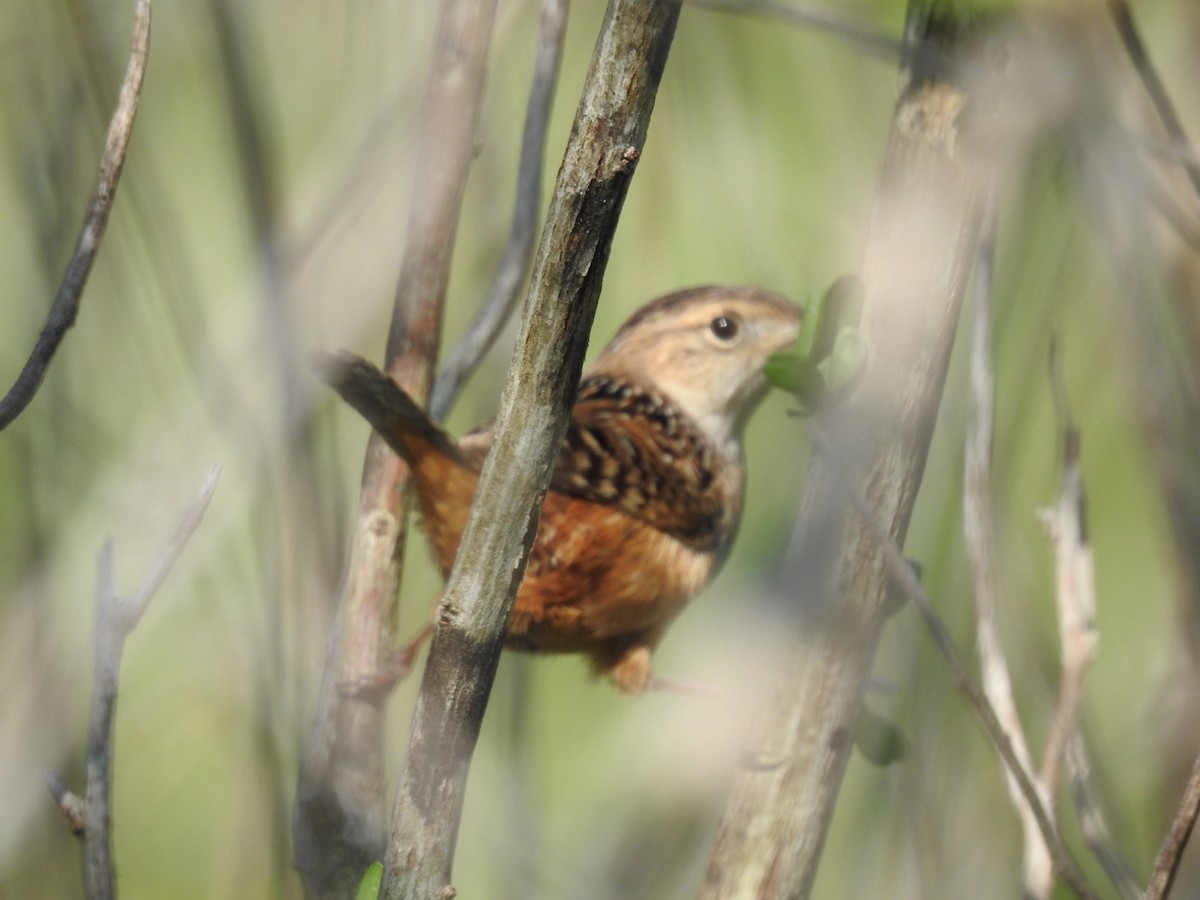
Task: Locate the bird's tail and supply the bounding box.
[315,351,462,464]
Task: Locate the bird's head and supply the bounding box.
[592,286,803,452]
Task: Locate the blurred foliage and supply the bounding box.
[1,0,1198,898]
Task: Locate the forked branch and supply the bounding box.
[49,464,219,900]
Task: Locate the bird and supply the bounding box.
[321,285,802,693]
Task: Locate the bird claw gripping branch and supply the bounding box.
[319,286,802,694]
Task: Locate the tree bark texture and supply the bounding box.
[382,2,681,898]
[699,10,984,899]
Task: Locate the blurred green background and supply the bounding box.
[2,0,1197,897]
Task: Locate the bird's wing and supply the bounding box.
[548,375,728,549]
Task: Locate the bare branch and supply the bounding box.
[53,465,219,900]
[295,1,500,895]
[842,482,1099,900]
[429,0,569,422]
[1107,0,1200,203]
[964,193,1053,897]
[45,773,86,837]
[1145,748,1200,900]
[1037,347,1098,804]
[0,0,150,431]
[122,465,221,627]
[382,2,681,897]
[700,8,987,896]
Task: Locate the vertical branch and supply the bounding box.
[295,1,499,896]
[382,2,681,897]
[964,195,1053,896]
[429,0,570,422]
[1146,749,1200,900]
[1038,350,1098,801]
[699,6,984,897]
[0,0,150,430]
[49,466,219,900]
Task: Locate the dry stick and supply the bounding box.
[0,0,150,431]
[1034,348,1120,896]
[294,2,499,896]
[425,8,567,888]
[382,2,680,898]
[429,0,569,423]
[699,8,984,897]
[1107,0,1200,203]
[1041,350,1135,893]
[1038,348,1098,804]
[963,192,1055,898]
[843,488,1099,900]
[49,464,220,900]
[1146,749,1200,900]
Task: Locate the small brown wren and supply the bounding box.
[323,286,802,693]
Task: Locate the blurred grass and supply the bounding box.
[1,0,1198,898]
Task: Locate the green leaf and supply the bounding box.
[764,351,829,408]
[793,285,827,360]
[819,326,867,395]
[355,861,384,900]
[766,275,866,414]
[808,274,864,364]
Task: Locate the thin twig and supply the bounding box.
[1107,0,1200,203]
[45,773,86,837]
[963,191,1054,897]
[429,0,569,422]
[1037,345,1098,804]
[689,0,902,63]
[1035,347,1138,900]
[0,0,150,431]
[383,2,680,897]
[841,479,1099,900]
[1145,748,1200,900]
[56,464,219,900]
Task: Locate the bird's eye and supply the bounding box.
[710,315,739,341]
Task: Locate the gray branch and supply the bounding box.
[429,0,569,423]
[1145,748,1200,900]
[699,6,997,897]
[50,465,219,900]
[0,0,150,431]
[381,2,681,897]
